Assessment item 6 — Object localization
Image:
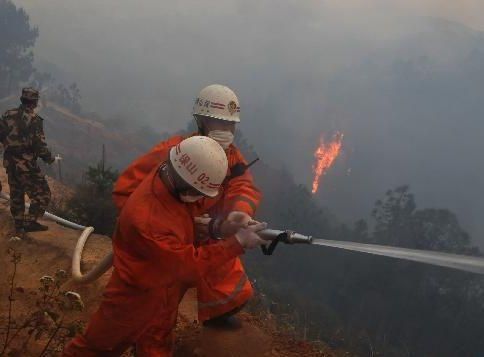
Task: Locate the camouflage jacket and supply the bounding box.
[0,105,53,170]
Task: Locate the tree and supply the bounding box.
[412,208,479,254]
[0,0,38,97]
[30,70,53,92]
[371,185,416,246]
[57,161,119,236]
[51,83,82,114]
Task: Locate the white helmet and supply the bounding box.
[169,136,228,197]
[192,84,240,123]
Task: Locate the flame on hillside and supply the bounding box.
[311,132,344,194]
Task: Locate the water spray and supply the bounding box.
[257,228,484,275]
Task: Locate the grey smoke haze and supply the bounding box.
[12,0,484,246]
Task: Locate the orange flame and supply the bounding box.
[311,132,344,194]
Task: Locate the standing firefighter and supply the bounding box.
[113,84,261,326]
[0,88,55,234]
[63,136,269,356]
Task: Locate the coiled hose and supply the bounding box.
[0,192,113,283]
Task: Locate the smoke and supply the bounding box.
[325,0,484,30]
[12,0,484,246]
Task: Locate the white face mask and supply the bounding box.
[179,193,204,203]
[208,130,234,149]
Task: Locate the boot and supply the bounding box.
[12,220,25,238]
[24,221,49,232]
[14,220,24,232]
[202,315,242,329]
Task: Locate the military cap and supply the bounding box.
[21,87,40,101]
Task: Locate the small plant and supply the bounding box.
[53,160,119,236]
[1,248,21,356]
[1,248,85,356]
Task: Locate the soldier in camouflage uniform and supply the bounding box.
[0,88,55,234]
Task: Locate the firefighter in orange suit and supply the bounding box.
[112,84,261,325]
[63,136,269,356]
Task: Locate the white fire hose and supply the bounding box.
[71,227,113,283]
[0,192,113,283]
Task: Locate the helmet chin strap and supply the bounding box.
[160,163,204,202]
[179,193,203,203]
[194,115,205,134]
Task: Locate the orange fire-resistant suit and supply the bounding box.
[63,169,246,356]
[112,134,261,322]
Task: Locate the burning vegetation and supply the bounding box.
[311,132,343,194]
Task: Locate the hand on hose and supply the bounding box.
[194,214,211,242]
[220,211,253,236]
[227,211,253,225]
[196,211,257,240]
[235,221,268,249]
[193,211,255,240]
[217,211,255,238]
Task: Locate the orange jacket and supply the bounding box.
[113,168,245,289]
[112,134,261,218]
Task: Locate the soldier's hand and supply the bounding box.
[45,156,55,165]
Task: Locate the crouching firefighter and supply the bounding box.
[112,84,261,326]
[63,136,268,356]
[0,88,55,234]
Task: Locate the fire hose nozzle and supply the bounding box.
[257,229,313,255]
[284,231,313,244]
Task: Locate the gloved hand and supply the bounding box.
[235,221,268,249]
[44,156,55,165]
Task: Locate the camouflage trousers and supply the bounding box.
[6,164,51,229]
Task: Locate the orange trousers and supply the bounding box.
[63,270,186,357]
[196,256,253,322]
[63,259,253,356]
